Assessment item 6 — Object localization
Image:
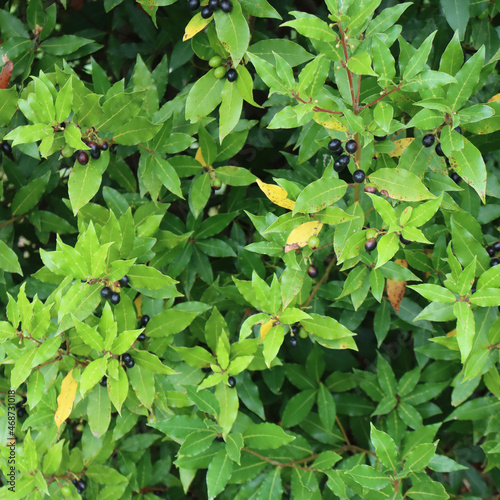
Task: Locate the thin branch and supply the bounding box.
[242,448,318,472]
[337,22,356,112]
[359,84,402,112]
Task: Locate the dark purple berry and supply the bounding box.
[123,353,132,363]
[435,143,445,156]
[471,285,476,294]
[399,234,412,245]
[307,265,318,278]
[228,376,236,388]
[140,315,150,327]
[338,154,350,167]
[188,0,200,9]
[345,139,358,154]
[137,333,146,341]
[493,241,500,252]
[110,292,121,305]
[289,336,298,347]
[365,238,377,253]
[454,126,462,134]
[227,68,237,82]
[100,141,109,151]
[374,135,387,141]
[209,0,219,10]
[77,480,86,491]
[77,151,89,165]
[101,286,112,299]
[201,5,213,17]
[119,275,130,287]
[352,170,365,183]
[17,408,26,418]
[491,258,500,267]
[100,376,107,387]
[291,323,300,335]
[328,138,342,153]
[202,366,212,373]
[220,0,232,12]
[486,246,495,257]
[1,142,12,154]
[422,134,435,147]
[333,159,345,172]
[125,358,135,368]
[451,171,461,184]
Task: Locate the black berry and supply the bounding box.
[125,358,135,368]
[90,148,101,160]
[123,353,132,363]
[17,407,26,418]
[1,142,12,154]
[333,159,345,172]
[491,259,500,267]
[119,275,130,287]
[110,292,120,305]
[101,286,112,299]
[100,141,109,151]
[450,171,461,184]
[72,480,78,486]
[374,135,387,141]
[345,139,358,154]
[228,376,236,388]
[328,139,342,153]
[140,315,150,327]
[16,396,27,408]
[338,154,350,167]
[201,5,213,18]
[422,134,435,148]
[137,332,146,341]
[289,336,298,347]
[227,68,237,82]
[100,376,107,387]
[454,126,462,134]
[77,480,87,491]
[399,234,412,245]
[486,246,495,257]
[188,0,200,9]
[352,170,365,183]
[435,143,444,156]
[220,0,232,12]
[110,144,118,153]
[365,238,377,253]
[291,323,300,335]
[202,366,212,373]
[60,340,67,350]
[208,0,219,10]
[492,241,500,252]
[76,151,89,165]
[214,435,224,442]
[307,265,318,278]
[471,285,476,294]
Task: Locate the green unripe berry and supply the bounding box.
[209,56,222,68]
[214,66,227,79]
[61,145,75,157]
[308,235,320,249]
[212,177,222,189]
[61,486,72,497]
[366,229,377,240]
[299,329,308,339]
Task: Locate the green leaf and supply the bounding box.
[214,1,250,66]
[445,396,500,421]
[80,357,108,397]
[88,384,111,438]
[128,364,155,409]
[128,264,176,289]
[11,171,50,216]
[370,423,398,471]
[146,308,198,338]
[347,52,377,76]
[263,324,285,367]
[206,448,233,499]
[219,79,244,142]
[293,178,347,214]
[86,465,128,485]
[73,316,105,351]
[243,422,295,449]
[404,31,436,81]
[317,383,336,431]
[375,232,399,269]
[42,34,94,55]
[301,313,356,342]
[113,117,162,145]
[189,172,211,219]
[68,161,104,215]
[179,429,217,456]
[407,480,450,500]
[281,389,317,427]
[0,240,22,275]
[441,0,470,39]
[454,301,475,362]
[215,382,239,435]
[185,66,224,122]
[368,168,435,201]
[402,442,437,472]
[408,284,456,303]
[347,465,390,490]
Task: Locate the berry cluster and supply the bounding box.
[189,0,232,18]
[137,314,150,341]
[289,323,301,347]
[71,478,87,495]
[75,140,109,165]
[486,241,500,266]
[123,352,135,369]
[328,138,365,183]
[208,55,237,82]
[100,275,130,305]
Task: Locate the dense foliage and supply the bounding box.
[1,0,500,498]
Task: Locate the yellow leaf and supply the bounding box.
[195,147,206,167]
[446,328,457,337]
[386,259,407,313]
[260,320,274,340]
[256,179,295,210]
[183,13,211,42]
[134,295,142,318]
[285,221,323,253]
[313,112,348,132]
[54,369,78,431]
[488,94,500,102]
[387,138,414,157]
